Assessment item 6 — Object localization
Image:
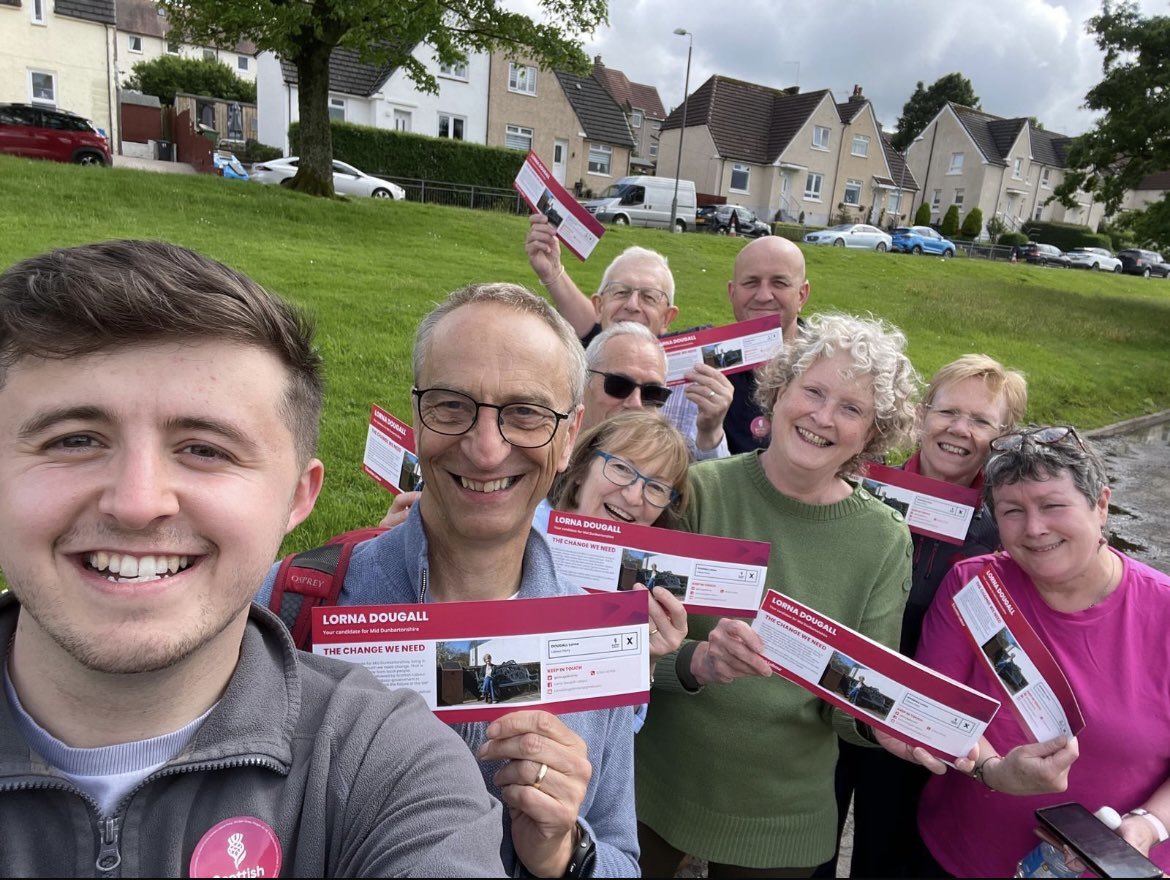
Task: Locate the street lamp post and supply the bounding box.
[669,28,693,233]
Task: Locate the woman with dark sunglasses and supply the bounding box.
[828,355,1028,878]
[907,427,1170,877]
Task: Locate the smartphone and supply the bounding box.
[1035,802,1162,878]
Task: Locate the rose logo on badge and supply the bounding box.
[190,817,282,878]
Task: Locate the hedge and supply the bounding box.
[773,222,825,242]
[1000,231,1029,247]
[1017,220,1113,251]
[289,121,525,187]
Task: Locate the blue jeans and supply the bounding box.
[482,675,496,702]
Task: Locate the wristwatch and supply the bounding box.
[1126,808,1170,843]
[564,821,597,879]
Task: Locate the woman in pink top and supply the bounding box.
[912,426,1170,876]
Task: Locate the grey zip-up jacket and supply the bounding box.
[258,504,641,877]
[0,596,506,877]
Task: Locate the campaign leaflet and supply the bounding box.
[361,404,421,494]
[862,464,980,546]
[659,315,782,386]
[312,591,650,724]
[513,151,606,261]
[951,565,1085,741]
[752,590,999,761]
[545,510,771,617]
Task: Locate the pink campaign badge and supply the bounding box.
[190,816,282,878]
[750,415,771,440]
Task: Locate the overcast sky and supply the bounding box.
[525,0,1165,138]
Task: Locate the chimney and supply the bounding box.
[850,84,864,101]
[594,55,604,67]
[782,85,800,96]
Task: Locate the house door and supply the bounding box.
[779,173,791,221]
[553,139,568,185]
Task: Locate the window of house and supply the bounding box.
[508,63,536,95]
[237,55,249,72]
[32,0,45,24]
[812,126,830,150]
[851,135,869,157]
[166,39,180,54]
[954,188,965,207]
[889,191,902,213]
[128,35,144,53]
[393,109,411,131]
[1013,157,1024,179]
[649,141,658,158]
[588,143,612,174]
[948,152,964,174]
[438,113,465,140]
[1041,167,1051,189]
[730,163,750,192]
[631,109,643,129]
[203,48,216,62]
[1034,206,1043,221]
[843,179,862,205]
[29,71,56,106]
[328,97,345,122]
[804,172,823,200]
[439,62,469,80]
[506,124,533,151]
[931,189,941,208]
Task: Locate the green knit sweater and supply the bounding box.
[635,451,912,869]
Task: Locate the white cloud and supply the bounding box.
[563,0,1165,137]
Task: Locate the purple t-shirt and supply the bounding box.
[916,551,1170,877]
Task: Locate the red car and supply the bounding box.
[0,103,111,166]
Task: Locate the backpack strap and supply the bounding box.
[269,527,388,650]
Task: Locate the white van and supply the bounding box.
[584,176,697,232]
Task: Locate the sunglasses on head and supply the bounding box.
[990,425,1085,452]
[588,369,672,408]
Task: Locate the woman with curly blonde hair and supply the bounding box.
[635,313,923,877]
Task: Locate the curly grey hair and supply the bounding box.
[753,312,921,477]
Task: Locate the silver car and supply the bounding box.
[1065,247,1122,273]
[250,156,406,199]
[803,223,892,251]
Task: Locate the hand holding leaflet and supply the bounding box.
[691,618,773,685]
[478,710,591,878]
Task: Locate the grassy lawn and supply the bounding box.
[3,155,1169,554]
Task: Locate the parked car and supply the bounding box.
[1015,242,1071,268]
[1064,247,1122,273]
[251,156,406,199]
[585,175,697,232]
[890,225,956,257]
[0,102,111,166]
[1117,248,1170,278]
[696,204,771,238]
[803,223,892,251]
[212,149,248,181]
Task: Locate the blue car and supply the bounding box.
[212,150,249,181]
[890,225,955,257]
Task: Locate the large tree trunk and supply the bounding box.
[291,39,336,197]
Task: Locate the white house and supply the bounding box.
[115,0,256,87]
[257,44,489,154]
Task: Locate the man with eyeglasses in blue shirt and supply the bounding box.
[527,217,731,461]
[260,282,639,879]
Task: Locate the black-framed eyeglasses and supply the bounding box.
[587,369,672,408]
[990,425,1085,452]
[923,403,1004,435]
[412,387,571,449]
[594,450,679,508]
[600,282,670,309]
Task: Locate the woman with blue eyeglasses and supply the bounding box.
[544,409,692,668]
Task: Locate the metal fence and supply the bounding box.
[377,175,528,215]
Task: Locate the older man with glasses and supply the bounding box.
[263,282,639,879]
[528,218,731,460]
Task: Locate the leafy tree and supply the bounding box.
[986,215,1009,244]
[1054,1,1170,250]
[960,207,984,239]
[159,0,607,197]
[892,73,980,150]
[940,204,961,237]
[914,201,932,225]
[124,55,256,105]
